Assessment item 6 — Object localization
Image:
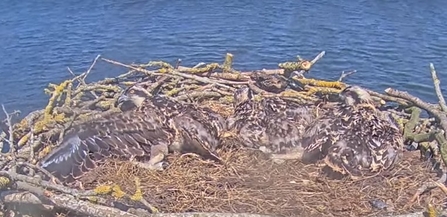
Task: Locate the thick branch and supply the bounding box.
[403,107,438,143]
[385,88,447,137]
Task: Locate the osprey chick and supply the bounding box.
[224,86,314,160]
[40,84,173,183]
[301,85,404,179]
[117,82,225,162]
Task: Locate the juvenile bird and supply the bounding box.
[301,85,404,179]
[39,87,173,184]
[116,82,225,162]
[223,86,315,160]
[39,81,225,184]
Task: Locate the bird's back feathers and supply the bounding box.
[301,102,404,177]
[227,96,314,154]
[39,105,173,183]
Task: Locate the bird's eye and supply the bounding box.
[130,90,135,94]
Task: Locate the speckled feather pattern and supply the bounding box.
[156,96,226,161]
[39,104,174,183]
[227,95,314,154]
[39,93,225,183]
[301,102,404,177]
[249,72,289,93]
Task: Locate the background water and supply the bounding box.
[1,0,447,118]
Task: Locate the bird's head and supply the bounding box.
[339,85,374,107]
[233,86,254,108]
[115,82,152,109]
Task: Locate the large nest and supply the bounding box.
[1,52,447,217]
[84,148,444,217]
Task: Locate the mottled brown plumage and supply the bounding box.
[224,86,314,157]
[118,82,225,162]
[301,85,404,178]
[150,95,225,162]
[39,97,174,183]
[39,82,225,183]
[249,71,289,93]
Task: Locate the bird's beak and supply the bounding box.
[115,94,130,107]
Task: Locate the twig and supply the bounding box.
[16,162,62,185]
[67,67,84,85]
[0,171,95,197]
[68,55,101,100]
[385,88,447,169]
[192,62,207,68]
[82,54,101,82]
[385,88,447,135]
[403,107,439,143]
[101,58,237,91]
[2,104,19,173]
[367,89,411,106]
[310,51,326,65]
[429,63,447,112]
[28,128,35,163]
[0,190,55,216]
[48,193,139,217]
[409,173,447,205]
[338,70,356,82]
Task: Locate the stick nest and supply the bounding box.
[1,51,447,217]
[85,149,444,217]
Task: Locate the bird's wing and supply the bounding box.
[300,111,346,164]
[226,101,267,150]
[39,109,172,183]
[263,114,306,154]
[323,108,403,177]
[171,106,224,162]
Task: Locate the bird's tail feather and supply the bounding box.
[39,134,105,183]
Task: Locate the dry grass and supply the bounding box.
[79,148,446,217]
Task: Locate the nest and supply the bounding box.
[1,51,447,217]
[82,148,445,217]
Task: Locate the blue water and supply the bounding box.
[1,0,447,117]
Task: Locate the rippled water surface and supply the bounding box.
[1,0,447,116]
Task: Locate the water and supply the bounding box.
[1,0,447,117]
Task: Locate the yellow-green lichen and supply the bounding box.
[130,177,143,201]
[93,184,126,199]
[0,176,11,189]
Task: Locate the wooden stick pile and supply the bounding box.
[0,51,446,217]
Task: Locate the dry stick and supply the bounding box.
[0,171,96,197]
[2,105,19,173]
[48,193,139,217]
[260,51,326,76]
[68,54,102,99]
[338,70,356,82]
[81,54,101,82]
[3,181,139,217]
[0,175,132,217]
[310,51,326,65]
[385,88,447,135]
[101,58,237,91]
[16,162,62,185]
[367,89,411,106]
[429,63,447,112]
[68,54,102,86]
[385,89,447,151]
[67,67,78,79]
